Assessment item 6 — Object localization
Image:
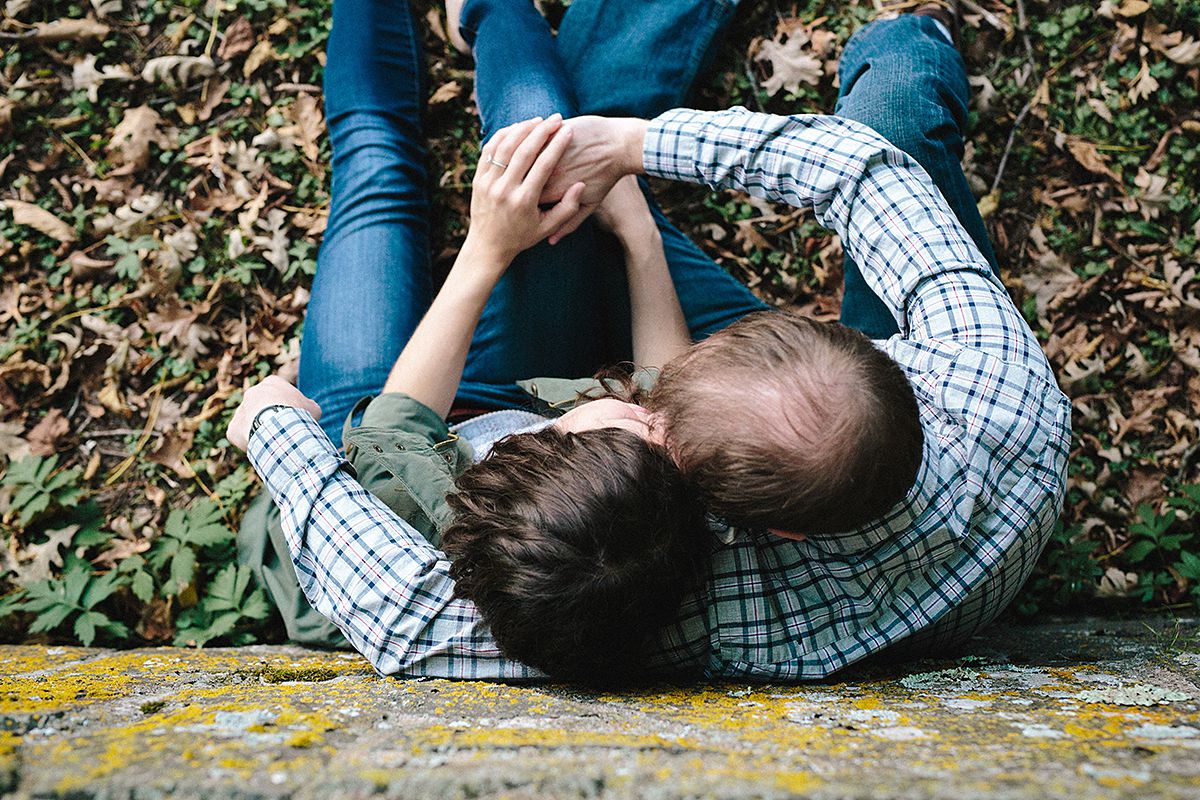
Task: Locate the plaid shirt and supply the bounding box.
[248,108,1072,681]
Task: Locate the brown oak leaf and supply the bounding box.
[147,429,196,478]
[29,17,110,42]
[106,105,174,174]
[145,299,216,360]
[218,16,255,60]
[291,92,325,162]
[754,24,823,97]
[25,408,69,456]
[0,199,77,243]
[1066,137,1120,182]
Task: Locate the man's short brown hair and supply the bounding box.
[649,311,924,536]
[442,425,708,685]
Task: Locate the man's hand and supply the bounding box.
[534,116,651,244]
[227,375,321,452]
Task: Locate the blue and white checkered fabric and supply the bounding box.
[247,107,1071,680]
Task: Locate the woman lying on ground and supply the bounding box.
[232,0,776,684]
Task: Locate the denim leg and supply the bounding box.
[645,189,769,340]
[460,0,578,138]
[834,15,999,339]
[297,0,431,442]
[556,0,740,119]
[557,0,768,343]
[455,0,632,407]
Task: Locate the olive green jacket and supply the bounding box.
[237,372,656,648]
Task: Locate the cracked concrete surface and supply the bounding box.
[3,617,1199,799]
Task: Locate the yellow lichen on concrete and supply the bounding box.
[0,646,373,716]
[4,619,1200,799]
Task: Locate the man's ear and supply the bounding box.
[769,528,807,541]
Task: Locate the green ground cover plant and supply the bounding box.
[1,0,1198,646]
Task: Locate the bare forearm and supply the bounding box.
[382,238,506,417]
[620,229,690,368]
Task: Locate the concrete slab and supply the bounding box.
[2,617,1199,799]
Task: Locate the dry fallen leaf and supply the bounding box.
[217,16,256,61]
[290,93,325,162]
[141,55,217,89]
[0,421,31,463]
[29,17,110,42]
[1128,57,1159,104]
[249,208,291,273]
[430,80,463,105]
[145,298,216,360]
[1097,566,1138,598]
[0,199,77,243]
[7,526,78,587]
[243,39,278,78]
[0,98,14,136]
[71,54,135,103]
[1022,226,1082,319]
[25,408,69,456]
[1066,137,1121,182]
[1113,0,1151,18]
[90,0,122,18]
[69,250,116,279]
[147,429,197,478]
[755,28,824,97]
[106,105,174,173]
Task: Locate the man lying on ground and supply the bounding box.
[231,0,1071,682]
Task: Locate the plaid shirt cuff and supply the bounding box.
[247,406,346,519]
[644,108,710,181]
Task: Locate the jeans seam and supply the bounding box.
[683,2,731,95]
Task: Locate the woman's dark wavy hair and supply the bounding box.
[442,423,708,685]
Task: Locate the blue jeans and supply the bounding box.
[835,15,1000,338]
[299,0,766,441]
[299,1,995,440]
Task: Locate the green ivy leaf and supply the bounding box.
[73,610,109,646]
[169,547,197,594]
[1124,539,1157,563]
[28,603,74,634]
[1176,550,1200,582]
[130,570,155,604]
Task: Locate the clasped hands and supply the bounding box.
[468,114,650,261]
[227,114,648,453]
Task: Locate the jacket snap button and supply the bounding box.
[395,443,405,451]
[373,445,383,453]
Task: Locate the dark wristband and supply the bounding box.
[249,404,293,440]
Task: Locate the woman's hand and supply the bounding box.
[465,114,586,265]
[593,175,657,244]
[227,375,321,452]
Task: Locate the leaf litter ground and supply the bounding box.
[1,0,1199,647]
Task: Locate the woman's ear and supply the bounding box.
[646,411,669,449]
[769,528,807,541]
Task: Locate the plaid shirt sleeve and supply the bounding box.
[644,108,1054,378]
[246,407,539,680]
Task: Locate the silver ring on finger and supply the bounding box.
[487,154,508,169]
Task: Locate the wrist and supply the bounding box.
[249,403,293,442]
[456,235,511,284]
[615,118,649,175]
[617,225,663,258]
